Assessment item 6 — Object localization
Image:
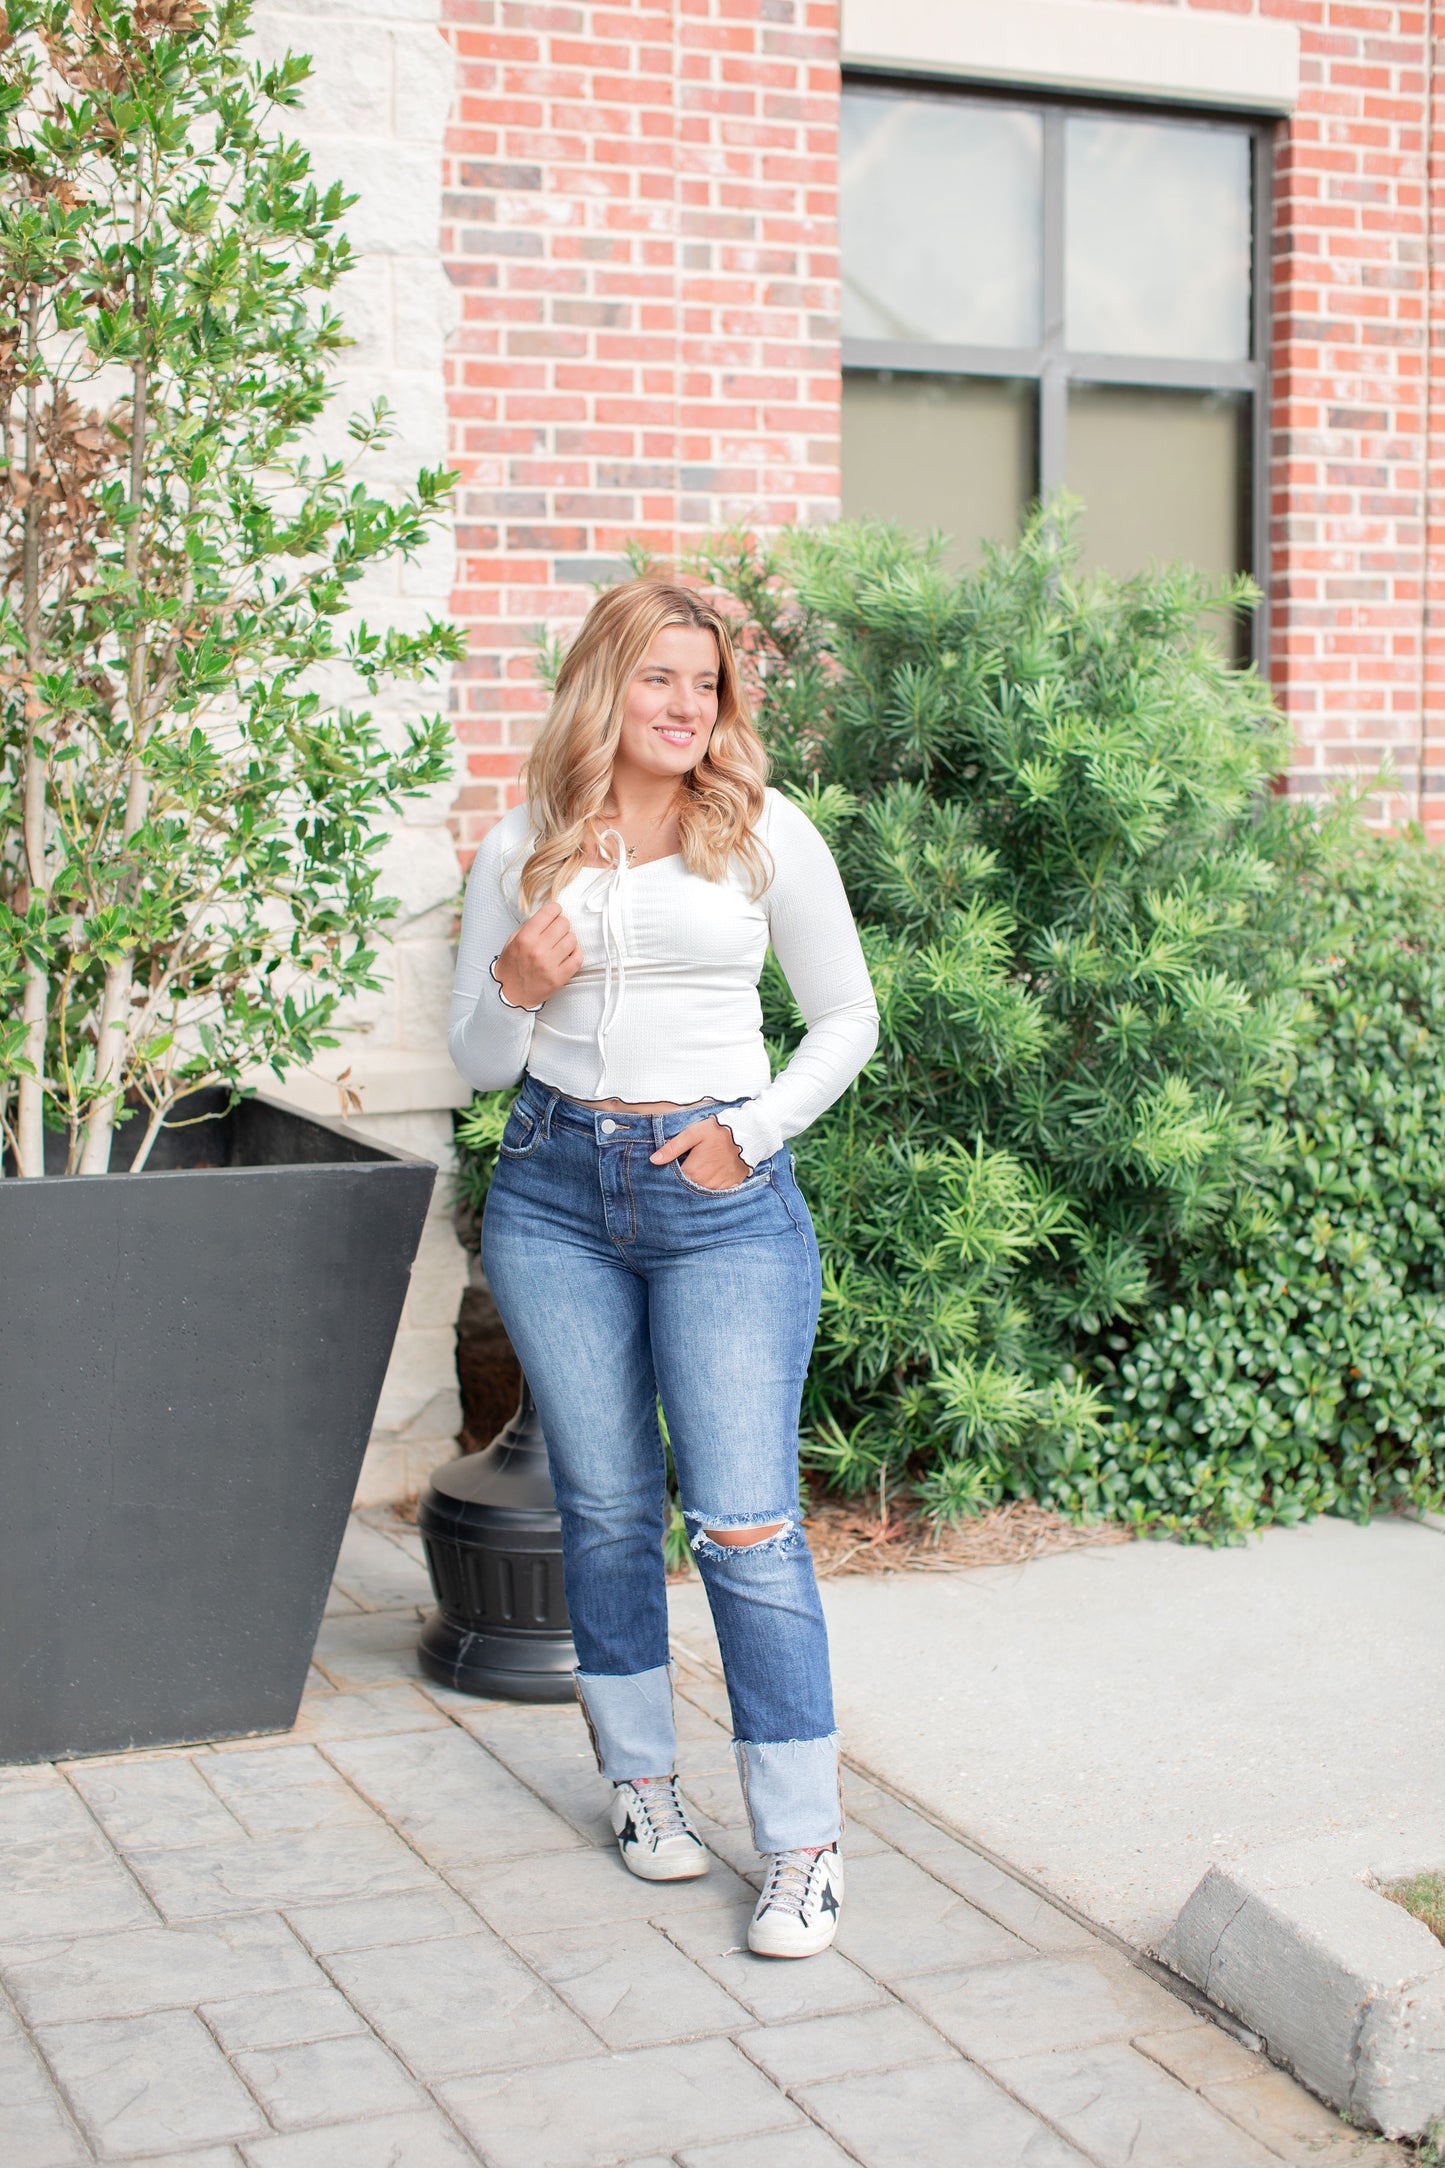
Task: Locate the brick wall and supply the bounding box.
[1272,0,1445,833]
[442,0,1445,839]
[440,0,842,851]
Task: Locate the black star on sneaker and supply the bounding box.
[610,1779,709,1884]
[748,1845,846,1958]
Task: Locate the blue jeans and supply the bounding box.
[481,1073,841,1853]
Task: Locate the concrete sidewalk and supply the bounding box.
[678,1514,1445,1950]
[0,1515,1407,2166]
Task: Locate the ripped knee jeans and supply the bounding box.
[481,1074,841,1853]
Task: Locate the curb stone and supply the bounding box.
[1156,1822,1445,2138]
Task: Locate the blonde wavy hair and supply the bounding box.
[517,579,770,910]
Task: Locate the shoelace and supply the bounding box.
[630,1776,692,1843]
[759,1848,823,1917]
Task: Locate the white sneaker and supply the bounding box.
[611,1777,709,1882]
[748,1844,844,1957]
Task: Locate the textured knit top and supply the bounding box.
[448,787,879,1169]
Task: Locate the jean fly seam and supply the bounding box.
[626,1141,639,1239]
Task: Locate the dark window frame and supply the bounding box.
[841,74,1275,667]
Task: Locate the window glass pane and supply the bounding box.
[842,373,1037,566]
[841,91,1043,348]
[1066,117,1252,361]
[1066,385,1249,641]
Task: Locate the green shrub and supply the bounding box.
[460,514,1441,1540]
[686,510,1316,1519]
[1091,834,1445,1534]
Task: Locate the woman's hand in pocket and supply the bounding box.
[494,903,582,1010]
[650,1116,750,1190]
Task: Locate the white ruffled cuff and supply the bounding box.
[714,1099,784,1170]
[490,955,543,1014]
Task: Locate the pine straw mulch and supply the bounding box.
[800,1494,1136,1578]
[393,1466,1135,1577]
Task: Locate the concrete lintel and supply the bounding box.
[841,0,1301,117]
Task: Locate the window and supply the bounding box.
[840,83,1268,651]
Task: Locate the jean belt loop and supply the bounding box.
[541,1086,559,1140]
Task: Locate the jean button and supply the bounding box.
[600,1118,617,1134]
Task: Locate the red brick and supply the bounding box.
[439,0,1443,837]
[440,0,840,836]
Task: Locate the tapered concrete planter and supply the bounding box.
[0,1095,434,1765]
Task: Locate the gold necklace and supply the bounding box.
[595,793,683,866]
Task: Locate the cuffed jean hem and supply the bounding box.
[574,1664,677,1780]
[734,1734,842,1854]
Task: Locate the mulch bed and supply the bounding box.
[445,1296,1137,1577]
[800,1494,1136,1578]
[393,1459,1134,1577]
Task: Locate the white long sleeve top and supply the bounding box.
[448,787,879,1168]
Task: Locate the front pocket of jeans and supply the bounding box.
[671,1158,769,1197]
[498,1104,542,1157]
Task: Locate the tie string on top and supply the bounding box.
[585,827,631,1096]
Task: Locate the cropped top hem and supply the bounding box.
[525,1052,771,1106]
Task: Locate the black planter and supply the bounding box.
[0,1093,434,1764]
[418,1382,577,1702]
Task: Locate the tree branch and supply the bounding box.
[16,289,48,1178]
[79,160,153,1176]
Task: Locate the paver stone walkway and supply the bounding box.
[0,1513,1409,2167]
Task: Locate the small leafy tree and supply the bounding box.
[690,511,1317,1519]
[0,0,461,1175]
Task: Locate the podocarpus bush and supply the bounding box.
[456,513,1319,1527]
[688,512,1317,1522]
[0,0,461,1174]
[1091,833,1445,1534]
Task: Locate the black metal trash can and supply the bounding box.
[417,1381,577,1701]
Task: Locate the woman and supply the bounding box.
[448,579,878,1959]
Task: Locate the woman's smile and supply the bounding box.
[609,624,719,781]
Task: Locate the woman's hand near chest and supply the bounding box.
[494,903,583,1010]
[650,1116,751,1190]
